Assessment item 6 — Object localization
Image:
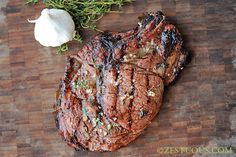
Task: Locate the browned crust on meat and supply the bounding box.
[54,11,189,151]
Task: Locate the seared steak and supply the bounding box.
[54,11,189,151]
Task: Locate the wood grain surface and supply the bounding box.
[0,0,236,157]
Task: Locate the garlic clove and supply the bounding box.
[29,8,75,47]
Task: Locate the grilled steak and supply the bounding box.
[54,11,189,151]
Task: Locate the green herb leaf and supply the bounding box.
[73,32,83,43]
[25,0,38,5]
[95,117,104,126]
[76,79,89,90]
[82,106,88,116]
[107,123,113,130]
[99,112,104,116]
[56,43,68,54]
[137,49,146,58]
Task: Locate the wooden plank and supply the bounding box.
[0,0,236,157]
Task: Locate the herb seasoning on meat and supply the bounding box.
[54,11,189,151]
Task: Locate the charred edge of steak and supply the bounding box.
[55,113,59,129]
[146,74,151,104]
[181,47,191,65]
[100,32,122,69]
[155,11,165,25]
[161,26,184,60]
[54,81,64,130]
[54,56,89,151]
[69,130,87,151]
[169,49,191,86]
[140,11,164,28]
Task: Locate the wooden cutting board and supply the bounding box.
[0,0,235,157]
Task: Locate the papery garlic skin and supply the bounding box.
[28,8,75,47]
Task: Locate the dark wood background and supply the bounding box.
[0,0,236,157]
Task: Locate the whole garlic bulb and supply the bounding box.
[28,8,75,47]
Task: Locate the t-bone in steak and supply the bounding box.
[54,11,189,151]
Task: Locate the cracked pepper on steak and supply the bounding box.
[54,11,189,151]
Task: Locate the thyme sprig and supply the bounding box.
[56,43,68,54]
[25,0,39,5]
[44,0,134,37]
[26,0,135,54]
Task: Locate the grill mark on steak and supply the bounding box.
[130,68,148,130]
[73,130,87,151]
[54,11,190,152]
[114,64,120,118]
[128,68,135,127]
[130,68,135,96]
[96,67,104,105]
[98,32,122,117]
[100,67,118,117]
[122,62,161,77]
[146,73,151,104]
[115,64,133,129]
